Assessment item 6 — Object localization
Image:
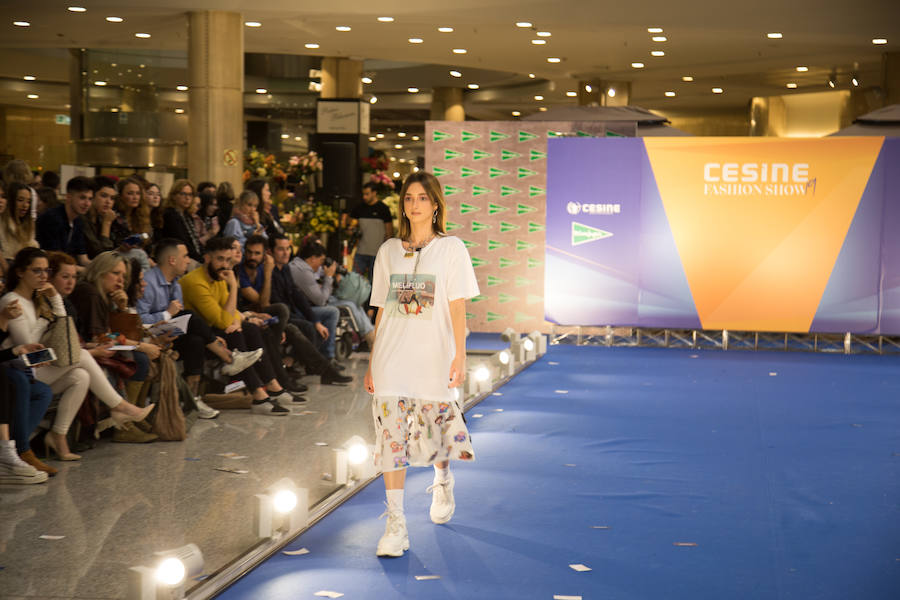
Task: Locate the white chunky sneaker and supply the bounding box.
[0,440,39,477]
[427,472,455,524]
[376,510,409,557]
[193,397,220,419]
[221,349,263,376]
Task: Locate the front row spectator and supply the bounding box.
[0,248,154,461]
[35,175,93,266]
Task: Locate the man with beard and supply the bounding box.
[179,236,292,415]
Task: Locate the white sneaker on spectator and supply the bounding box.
[0,442,47,484]
[222,349,263,376]
[427,472,456,524]
[193,398,220,419]
[267,390,293,405]
[250,399,289,416]
[376,510,409,557]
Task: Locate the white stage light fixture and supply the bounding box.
[493,349,515,378]
[128,544,204,600]
[336,435,376,485]
[523,337,535,352]
[528,330,548,356]
[255,478,308,540]
[466,363,494,396]
[500,327,518,343]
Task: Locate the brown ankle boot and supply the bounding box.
[112,422,158,443]
[19,450,58,477]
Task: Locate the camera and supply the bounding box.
[323,257,349,277]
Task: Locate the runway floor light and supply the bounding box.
[466,363,495,396]
[336,435,376,485]
[528,330,548,356]
[493,348,515,377]
[500,326,518,343]
[255,478,308,540]
[128,543,204,600]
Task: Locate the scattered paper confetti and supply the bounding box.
[282,548,310,556]
[494,408,504,412]
[217,452,247,459]
[851,423,864,428]
[592,526,610,530]
[554,595,582,600]
[224,380,246,393]
[315,442,328,446]
[673,542,698,547]
[689,354,698,358]
[492,392,503,396]
[769,372,777,376]
[548,361,559,365]
[564,464,577,467]
[472,413,483,418]
[554,390,569,394]
[314,591,344,598]
[569,563,592,572]
[214,467,248,474]
[39,535,65,540]
[415,575,441,580]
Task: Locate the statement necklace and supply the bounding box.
[403,234,435,259]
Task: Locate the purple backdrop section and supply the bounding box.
[873,139,900,334]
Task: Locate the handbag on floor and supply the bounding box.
[151,349,187,441]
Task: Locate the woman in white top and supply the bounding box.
[364,171,480,557]
[0,247,153,460]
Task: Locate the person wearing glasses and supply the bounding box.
[160,179,204,263]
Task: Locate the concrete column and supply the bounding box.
[882,52,900,107]
[321,58,363,99]
[431,87,464,121]
[188,10,243,190]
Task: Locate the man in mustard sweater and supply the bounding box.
[180,236,291,415]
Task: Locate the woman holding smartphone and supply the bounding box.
[0,248,153,461]
[364,171,480,557]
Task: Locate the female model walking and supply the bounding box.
[364,171,479,557]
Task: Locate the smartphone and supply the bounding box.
[123,233,148,246]
[262,316,279,326]
[22,348,57,366]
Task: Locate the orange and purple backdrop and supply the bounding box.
[545,137,900,334]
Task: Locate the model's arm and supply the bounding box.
[448,298,466,389]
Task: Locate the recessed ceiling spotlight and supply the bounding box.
[67,6,87,12]
[245,21,262,27]
[95,81,108,86]
[305,43,320,49]
[438,27,454,33]
[566,91,577,97]
[528,73,536,78]
[398,132,406,137]
[796,66,809,72]
[23,75,36,81]
[294,136,302,141]
[135,32,151,38]
[682,75,694,82]
[467,83,480,89]
[255,88,267,94]
[175,108,185,113]
[512,111,521,116]
[408,38,423,44]
[538,106,548,111]
[26,94,39,99]
[369,136,377,141]
[516,22,533,28]
[376,133,385,138]
[534,94,544,100]
[361,76,373,84]
[786,82,798,88]
[665,91,676,97]
[607,88,616,97]
[13,21,30,27]
[280,133,289,139]
[712,87,724,94]
[336,26,351,32]
[452,48,467,54]
[872,38,888,45]
[531,39,546,45]
[394,144,403,149]
[766,32,783,39]
[652,36,667,42]
[631,62,644,68]
[407,87,419,93]
[106,16,123,22]
[547,57,561,63]
[176,85,188,91]
[377,16,394,22]
[537,31,551,37]
[369,96,377,104]
[851,75,860,87]
[647,27,663,33]
[449,70,462,77]
[412,135,420,141]
[651,50,665,57]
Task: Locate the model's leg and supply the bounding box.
[374,396,411,557]
[429,459,455,524]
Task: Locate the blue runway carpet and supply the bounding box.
[216,346,900,599]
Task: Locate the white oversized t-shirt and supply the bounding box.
[370,235,480,402]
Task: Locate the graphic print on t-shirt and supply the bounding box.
[386,273,436,319]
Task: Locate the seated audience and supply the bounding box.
[215,181,235,232]
[35,186,58,217]
[82,176,119,258]
[145,182,164,241]
[112,177,152,270]
[245,178,284,240]
[195,190,221,245]
[35,176,93,266]
[160,179,203,262]
[223,190,266,248]
[0,182,38,258]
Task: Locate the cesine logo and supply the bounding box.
[566,201,581,215]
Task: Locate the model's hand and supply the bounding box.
[364,368,375,394]
[315,322,329,340]
[448,354,465,388]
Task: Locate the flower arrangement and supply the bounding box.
[288,151,323,179]
[362,155,390,173]
[382,192,401,232]
[282,200,340,235]
[243,148,286,182]
[368,171,395,197]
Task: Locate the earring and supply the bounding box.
[432,211,437,224]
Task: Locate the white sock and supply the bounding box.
[386,489,404,514]
[434,465,450,483]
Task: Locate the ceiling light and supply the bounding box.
[712,87,724,94]
[584,84,592,92]
[13,21,30,27]
[26,94,39,99]
[516,22,532,28]
[369,96,377,104]
[547,57,561,63]
[872,38,888,45]
[665,91,676,97]
[528,73,536,78]
[631,62,644,68]
[377,16,394,22]
[652,36,667,42]
[361,76,373,84]
[398,132,406,137]
[449,70,462,77]
[407,87,419,93]
[389,157,396,161]
[534,95,544,100]
[651,50,665,56]
[851,75,860,87]
[176,85,188,91]
[682,75,694,81]
[538,106,548,112]
[135,32,151,38]
[369,136,376,141]
[412,135,420,141]
[336,26,351,32]
[512,111,521,116]
[245,21,262,27]
[376,133,384,138]
[281,133,289,139]
[607,88,616,97]
[255,88,267,94]
[23,75,36,81]
[767,32,783,39]
[394,144,403,149]
[452,48,467,54]
[531,39,546,45]
[95,81,108,86]
[796,66,809,72]
[67,6,87,12]
[305,43,320,49]
[175,108,185,113]
[438,26,454,33]
[294,136,303,142]
[408,37,423,44]
[537,31,551,37]
[647,27,663,33]
[827,71,837,88]
[566,91,577,97]
[467,83,479,89]
[786,82,798,88]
